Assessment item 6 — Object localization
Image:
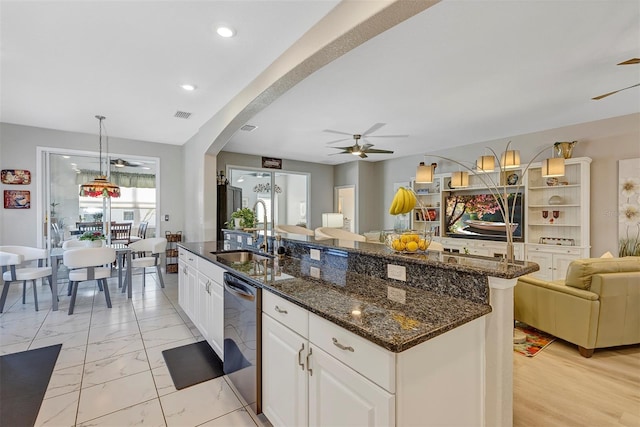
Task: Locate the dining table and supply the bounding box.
[49,244,133,311]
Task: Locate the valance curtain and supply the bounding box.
[77,170,156,188]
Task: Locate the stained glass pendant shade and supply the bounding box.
[79,115,120,198]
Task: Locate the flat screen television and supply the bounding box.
[444,190,524,242]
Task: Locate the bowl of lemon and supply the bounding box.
[386,230,432,253]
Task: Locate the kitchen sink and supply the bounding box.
[212,250,272,263]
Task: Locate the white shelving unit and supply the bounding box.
[411,175,443,235]
[524,157,591,280]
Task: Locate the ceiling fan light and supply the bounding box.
[450,171,469,188]
[477,155,495,172]
[416,162,435,183]
[542,157,565,177]
[501,150,521,169]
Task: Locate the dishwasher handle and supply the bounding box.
[223,274,256,302]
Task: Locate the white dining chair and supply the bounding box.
[275,224,315,236]
[127,237,167,289]
[314,227,367,242]
[0,246,53,312]
[63,247,116,315]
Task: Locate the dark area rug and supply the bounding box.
[0,344,62,427]
[162,341,224,390]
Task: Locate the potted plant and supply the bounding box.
[78,230,106,247]
[227,208,256,230]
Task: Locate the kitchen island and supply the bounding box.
[178,236,538,427]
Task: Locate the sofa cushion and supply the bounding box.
[565,257,640,290]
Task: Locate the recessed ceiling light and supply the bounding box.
[62,155,70,159]
[180,84,196,91]
[216,26,236,38]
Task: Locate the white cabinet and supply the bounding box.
[178,248,197,319]
[525,245,582,281]
[525,157,591,275]
[262,291,485,427]
[177,249,225,359]
[262,314,308,427]
[262,292,394,427]
[308,345,394,427]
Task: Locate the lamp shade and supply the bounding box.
[450,171,469,188]
[477,155,495,172]
[79,176,121,198]
[541,157,565,177]
[416,162,435,183]
[501,150,521,168]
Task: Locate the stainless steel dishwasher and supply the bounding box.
[223,272,262,414]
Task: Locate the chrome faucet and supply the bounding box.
[253,200,269,253]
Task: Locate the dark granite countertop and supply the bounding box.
[178,241,492,353]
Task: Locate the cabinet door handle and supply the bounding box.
[332,337,354,352]
[188,257,194,262]
[307,347,313,376]
[298,343,305,371]
[274,305,288,314]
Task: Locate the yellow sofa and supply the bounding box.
[515,256,640,357]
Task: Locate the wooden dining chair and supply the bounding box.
[111,223,132,245]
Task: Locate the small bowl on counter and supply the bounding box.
[385,229,433,253]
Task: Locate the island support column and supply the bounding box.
[485,276,517,427]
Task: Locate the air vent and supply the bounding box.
[174,111,192,119]
[240,124,257,132]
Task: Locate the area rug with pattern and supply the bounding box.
[514,322,556,357]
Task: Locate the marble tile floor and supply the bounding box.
[0,269,270,427]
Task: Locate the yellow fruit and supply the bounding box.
[410,234,420,242]
[392,239,405,251]
[418,239,427,250]
[400,234,410,243]
[405,241,418,252]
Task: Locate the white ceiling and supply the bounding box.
[2,1,639,166]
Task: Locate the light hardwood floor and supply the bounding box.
[514,339,640,427]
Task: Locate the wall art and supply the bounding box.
[618,158,640,256]
[1,169,31,185]
[4,190,31,209]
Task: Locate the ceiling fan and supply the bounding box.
[592,58,640,100]
[324,123,407,159]
[110,158,143,168]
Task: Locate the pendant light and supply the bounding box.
[416,162,437,183]
[79,115,121,198]
[450,171,469,188]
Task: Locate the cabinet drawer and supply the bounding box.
[309,313,395,393]
[263,291,308,338]
[198,258,225,284]
[179,248,197,266]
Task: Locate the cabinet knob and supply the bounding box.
[274,305,288,314]
[332,337,355,352]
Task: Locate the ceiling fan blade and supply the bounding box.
[323,129,354,136]
[592,83,640,100]
[361,143,374,150]
[361,123,386,136]
[359,153,368,159]
[333,145,355,151]
[618,58,640,65]
[363,148,394,154]
[364,134,409,138]
[325,137,351,145]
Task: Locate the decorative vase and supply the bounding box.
[554,141,577,159]
[234,218,242,230]
[83,240,103,248]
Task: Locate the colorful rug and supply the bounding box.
[514,322,556,357]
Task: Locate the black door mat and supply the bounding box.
[0,344,62,427]
[162,341,224,390]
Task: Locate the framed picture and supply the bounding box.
[4,190,31,209]
[1,169,31,185]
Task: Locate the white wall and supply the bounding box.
[376,113,640,257]
[0,123,184,247]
